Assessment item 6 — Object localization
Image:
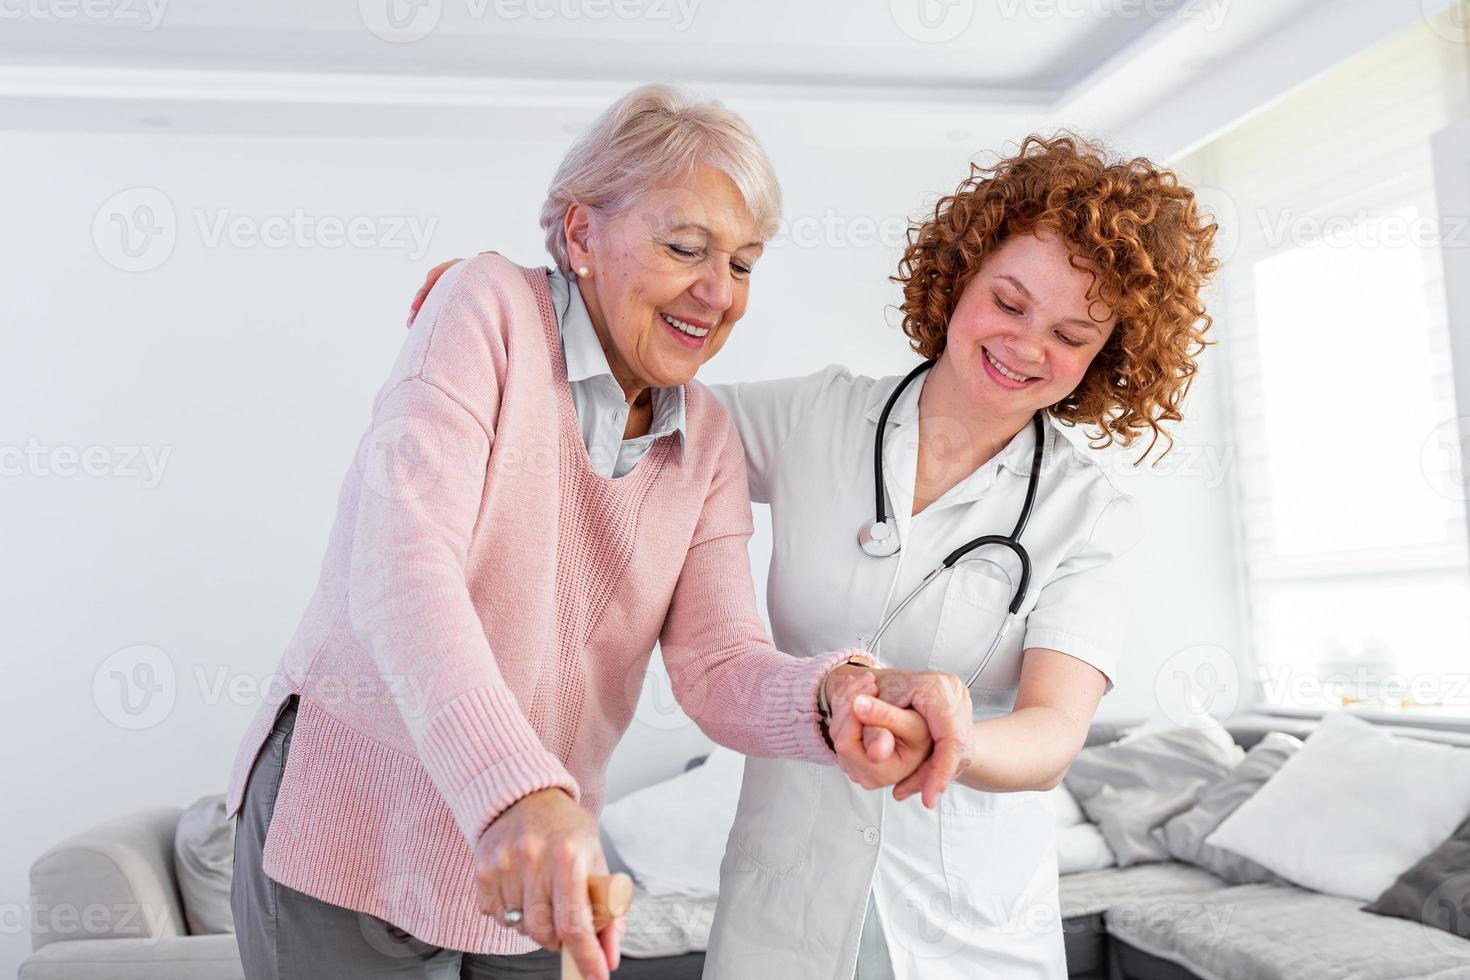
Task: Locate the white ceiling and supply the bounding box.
[0,0,1229,92]
[0,0,1455,154]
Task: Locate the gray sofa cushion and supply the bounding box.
[174,795,235,935]
[18,933,244,980]
[1106,882,1470,979]
[1060,862,1229,920]
[1365,813,1470,940]
[1065,726,1245,866]
[1151,732,1301,886]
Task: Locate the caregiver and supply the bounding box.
[226,84,942,980]
[702,136,1220,979]
[408,133,1219,976]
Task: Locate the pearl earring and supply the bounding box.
[577,265,590,278]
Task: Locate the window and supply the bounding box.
[1186,15,1470,717]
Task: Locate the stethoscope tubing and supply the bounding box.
[859,360,1046,686]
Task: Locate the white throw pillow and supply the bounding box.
[1057,823,1116,874]
[1053,783,1087,828]
[601,747,744,897]
[1205,712,1470,901]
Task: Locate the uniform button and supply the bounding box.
[861,826,880,846]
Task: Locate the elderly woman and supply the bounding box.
[413,132,1219,978]
[225,85,939,980]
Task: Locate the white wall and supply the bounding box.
[0,112,1241,973]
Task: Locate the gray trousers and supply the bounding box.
[231,695,560,979]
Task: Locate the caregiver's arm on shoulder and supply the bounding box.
[705,364,850,502]
[350,254,579,847]
[961,492,1142,793]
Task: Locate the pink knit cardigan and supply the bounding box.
[223,254,853,954]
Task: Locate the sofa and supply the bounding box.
[1059,714,1470,979]
[23,712,1470,979]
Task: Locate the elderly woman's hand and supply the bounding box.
[868,669,976,809]
[473,788,623,980]
[823,665,935,792]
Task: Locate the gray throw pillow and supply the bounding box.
[1150,731,1302,884]
[174,794,236,934]
[1064,723,1245,867]
[1364,812,1470,939]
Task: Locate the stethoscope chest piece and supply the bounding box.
[858,519,900,558]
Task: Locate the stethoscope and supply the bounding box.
[857,360,1045,689]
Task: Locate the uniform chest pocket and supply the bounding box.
[926,563,1026,694]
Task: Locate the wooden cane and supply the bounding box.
[560,872,634,980]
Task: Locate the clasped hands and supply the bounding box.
[823,662,976,809]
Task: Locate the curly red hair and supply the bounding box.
[893,132,1220,461]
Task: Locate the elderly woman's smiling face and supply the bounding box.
[565,163,763,397]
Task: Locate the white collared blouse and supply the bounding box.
[703,364,1141,980]
[546,266,686,478]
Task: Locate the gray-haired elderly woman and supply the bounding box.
[227,85,947,980]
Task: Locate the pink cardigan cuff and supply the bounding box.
[758,648,868,765]
[419,686,580,847]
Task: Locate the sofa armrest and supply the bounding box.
[19,934,244,980]
[29,806,188,952]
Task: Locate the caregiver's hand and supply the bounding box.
[870,669,975,810]
[824,666,934,791]
[407,258,462,327]
[474,787,622,980]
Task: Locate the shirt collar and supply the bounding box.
[551,265,613,385]
[862,368,1057,478]
[547,266,688,457]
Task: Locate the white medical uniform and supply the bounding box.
[702,365,1141,980]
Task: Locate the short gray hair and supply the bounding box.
[540,84,782,271]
